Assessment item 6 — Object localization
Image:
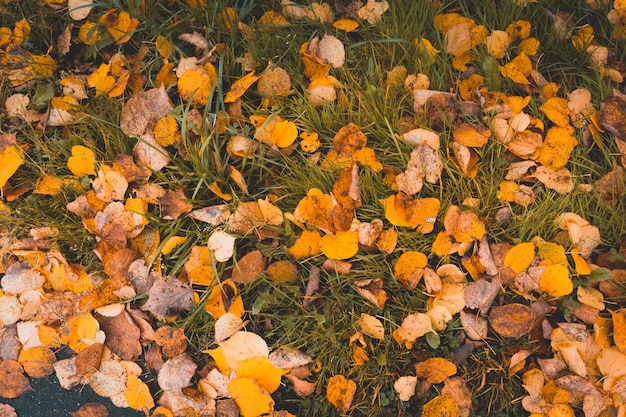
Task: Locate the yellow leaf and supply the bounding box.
[571,247,591,275]
[485,30,510,59]
[497,181,519,202]
[422,394,460,417]
[229,377,274,417]
[271,120,298,148]
[577,285,605,310]
[205,346,230,373]
[414,37,440,63]
[532,125,578,170]
[153,115,179,147]
[499,52,532,84]
[431,231,455,257]
[415,358,457,384]
[0,145,24,188]
[225,71,259,103]
[333,18,359,32]
[320,230,359,260]
[155,35,173,59]
[518,37,540,56]
[100,9,139,44]
[67,145,96,176]
[611,309,626,354]
[536,241,567,266]
[177,64,217,108]
[161,236,187,255]
[540,97,571,127]
[393,251,428,290]
[299,131,321,152]
[18,346,55,378]
[539,264,572,297]
[287,230,322,260]
[504,242,535,273]
[125,375,154,412]
[235,356,288,394]
[78,21,103,45]
[326,375,356,414]
[293,188,335,233]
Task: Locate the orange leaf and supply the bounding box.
[319,230,359,260]
[333,18,359,32]
[225,71,259,103]
[326,375,356,414]
[125,375,155,412]
[177,64,217,108]
[271,120,298,148]
[17,346,56,378]
[414,358,457,383]
[503,242,536,273]
[539,264,572,297]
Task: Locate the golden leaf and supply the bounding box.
[504,242,536,273]
[320,230,359,260]
[393,251,428,290]
[611,309,626,354]
[177,64,217,108]
[357,313,385,340]
[236,356,289,394]
[0,145,24,188]
[67,145,96,176]
[225,71,259,103]
[326,375,356,414]
[125,375,155,412]
[422,394,460,417]
[539,264,572,297]
[287,230,322,260]
[414,358,457,384]
[229,377,274,417]
[393,312,433,349]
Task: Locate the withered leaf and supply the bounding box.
[0,360,33,398]
[489,304,537,338]
[157,354,196,391]
[464,277,501,311]
[231,250,266,284]
[96,310,142,361]
[353,278,387,309]
[120,86,174,137]
[141,276,194,320]
[69,403,109,417]
[75,342,104,378]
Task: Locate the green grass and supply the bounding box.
[1,0,626,416]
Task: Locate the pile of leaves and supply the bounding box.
[1,0,626,416]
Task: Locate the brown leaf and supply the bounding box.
[0,326,21,361]
[594,165,625,206]
[141,276,194,320]
[0,360,33,398]
[489,304,537,338]
[76,342,104,378]
[0,404,17,417]
[96,310,142,361]
[159,189,192,220]
[232,250,266,284]
[414,357,457,384]
[599,94,626,140]
[69,402,109,417]
[257,64,292,98]
[145,345,165,373]
[154,325,188,358]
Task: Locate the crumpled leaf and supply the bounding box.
[353,278,387,308]
[556,212,601,258]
